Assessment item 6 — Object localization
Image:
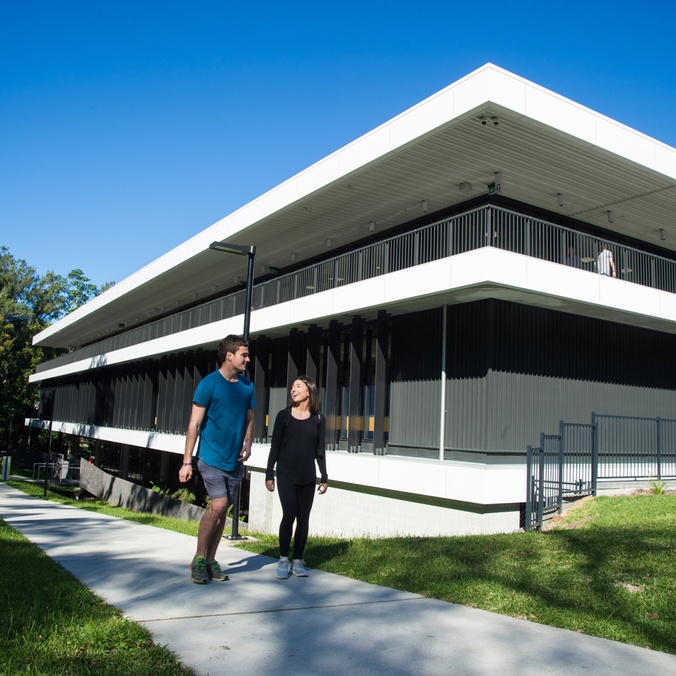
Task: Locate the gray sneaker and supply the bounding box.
[276,559,291,579]
[208,560,229,582]
[190,555,209,584]
[291,560,309,577]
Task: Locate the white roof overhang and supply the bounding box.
[34,63,676,349]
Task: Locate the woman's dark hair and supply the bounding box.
[293,375,320,416]
[217,334,248,364]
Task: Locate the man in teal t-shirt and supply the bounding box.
[193,366,254,472]
[178,335,255,584]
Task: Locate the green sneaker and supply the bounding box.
[190,555,209,584]
[208,560,229,582]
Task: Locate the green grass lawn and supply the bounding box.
[243,493,676,654]
[5,480,676,657]
[0,518,194,675]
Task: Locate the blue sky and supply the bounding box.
[2,1,676,288]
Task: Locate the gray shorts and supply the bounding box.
[197,460,242,502]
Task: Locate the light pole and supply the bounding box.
[42,388,55,498]
[209,240,256,540]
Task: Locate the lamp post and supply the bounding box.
[209,240,256,540]
[42,388,55,498]
[43,418,53,498]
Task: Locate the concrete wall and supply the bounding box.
[248,473,520,538]
[246,445,524,538]
[79,459,210,523]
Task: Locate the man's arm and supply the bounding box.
[178,403,206,483]
[238,408,254,462]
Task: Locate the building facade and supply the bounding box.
[28,65,676,536]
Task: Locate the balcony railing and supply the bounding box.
[37,204,676,373]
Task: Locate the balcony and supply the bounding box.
[36,204,676,374]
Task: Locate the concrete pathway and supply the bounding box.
[1,483,674,675]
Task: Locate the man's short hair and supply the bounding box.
[217,334,248,364]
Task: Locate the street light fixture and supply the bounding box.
[209,240,256,540]
[209,241,256,340]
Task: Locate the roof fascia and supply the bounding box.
[34,63,676,346]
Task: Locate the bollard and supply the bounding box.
[0,455,10,481]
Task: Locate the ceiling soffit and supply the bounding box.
[40,104,676,348]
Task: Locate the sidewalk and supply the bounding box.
[1,482,674,676]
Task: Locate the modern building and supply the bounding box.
[28,64,676,536]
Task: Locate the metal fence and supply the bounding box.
[526,413,676,530]
[32,453,81,486]
[38,203,676,373]
[594,413,676,480]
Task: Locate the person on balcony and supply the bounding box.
[178,334,255,584]
[565,245,580,268]
[597,242,617,277]
[265,376,328,579]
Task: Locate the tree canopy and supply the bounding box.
[0,245,113,450]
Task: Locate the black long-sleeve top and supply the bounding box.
[265,407,328,485]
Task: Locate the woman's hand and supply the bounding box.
[265,479,275,492]
[317,483,328,494]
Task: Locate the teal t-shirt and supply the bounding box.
[194,371,256,472]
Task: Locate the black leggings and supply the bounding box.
[277,470,316,559]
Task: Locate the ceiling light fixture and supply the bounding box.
[557,193,565,207]
[479,116,499,126]
[488,172,502,195]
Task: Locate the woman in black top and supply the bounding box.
[265,376,328,578]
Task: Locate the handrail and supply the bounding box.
[36,204,676,373]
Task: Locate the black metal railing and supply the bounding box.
[526,413,676,530]
[37,204,676,373]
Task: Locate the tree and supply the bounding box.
[0,246,113,450]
